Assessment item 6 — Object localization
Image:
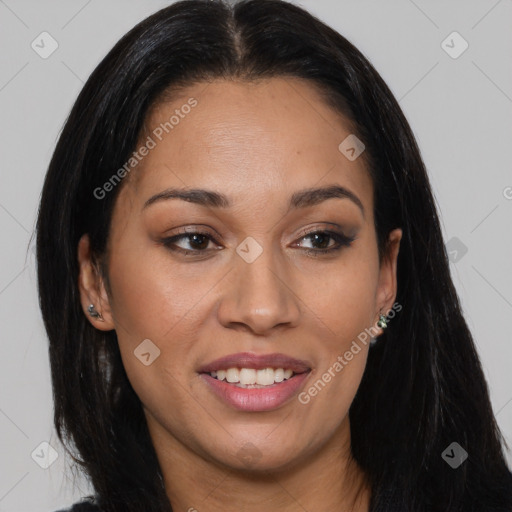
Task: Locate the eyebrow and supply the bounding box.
[143,184,365,217]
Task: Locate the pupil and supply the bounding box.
[313,233,328,249]
[191,234,208,249]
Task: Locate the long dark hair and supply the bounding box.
[35,1,512,511]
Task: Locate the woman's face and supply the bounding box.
[79,77,401,473]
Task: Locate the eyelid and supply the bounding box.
[160,224,356,257]
[295,223,356,240]
[161,227,221,249]
[293,227,356,253]
[163,223,352,243]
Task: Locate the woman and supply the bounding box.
[37,0,512,511]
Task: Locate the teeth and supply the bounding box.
[256,368,274,386]
[239,368,256,385]
[226,368,240,383]
[274,368,284,383]
[209,367,297,386]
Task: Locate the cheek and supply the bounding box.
[295,252,377,415]
[105,246,207,402]
[107,242,211,341]
[107,252,207,440]
[303,253,379,349]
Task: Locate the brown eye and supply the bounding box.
[295,230,356,257]
[161,230,220,256]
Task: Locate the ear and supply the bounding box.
[375,228,402,333]
[77,234,115,331]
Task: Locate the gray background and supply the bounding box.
[0,0,511,510]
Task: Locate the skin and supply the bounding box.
[78,77,402,512]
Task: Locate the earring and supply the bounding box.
[370,312,388,346]
[377,313,388,330]
[87,304,103,320]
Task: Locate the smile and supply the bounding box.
[198,352,312,412]
[209,367,295,387]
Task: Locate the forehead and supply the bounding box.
[123,77,373,215]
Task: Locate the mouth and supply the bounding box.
[207,367,302,388]
[198,352,312,411]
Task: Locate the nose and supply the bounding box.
[216,241,301,336]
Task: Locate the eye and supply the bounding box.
[161,229,221,256]
[160,227,356,258]
[294,229,356,257]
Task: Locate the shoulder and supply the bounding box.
[54,499,102,512]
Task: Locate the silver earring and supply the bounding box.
[377,313,388,329]
[88,304,102,319]
[370,312,388,346]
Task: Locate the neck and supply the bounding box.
[146,411,371,512]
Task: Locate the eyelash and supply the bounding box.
[160,228,356,258]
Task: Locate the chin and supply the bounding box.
[205,435,311,474]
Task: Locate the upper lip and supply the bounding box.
[198,352,311,374]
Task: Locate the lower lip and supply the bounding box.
[200,372,310,412]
